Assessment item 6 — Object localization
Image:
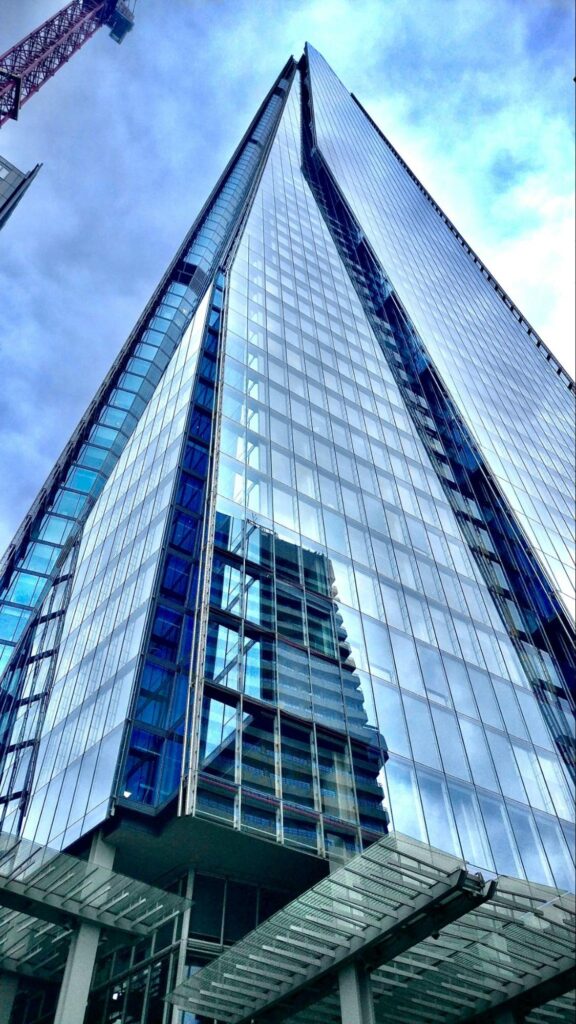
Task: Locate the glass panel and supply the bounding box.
[190,875,225,941]
[417,768,460,856]
[241,707,276,798]
[317,733,356,823]
[431,706,470,781]
[534,813,575,891]
[224,881,258,942]
[448,781,495,871]
[477,793,524,877]
[403,694,441,770]
[199,696,237,780]
[507,804,554,886]
[389,631,424,694]
[386,760,426,841]
[459,720,499,792]
[372,682,411,758]
[281,721,315,810]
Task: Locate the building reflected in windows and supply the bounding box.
[200,514,389,856]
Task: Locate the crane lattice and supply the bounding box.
[0,0,134,127]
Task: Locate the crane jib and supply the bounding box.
[0,1,135,127]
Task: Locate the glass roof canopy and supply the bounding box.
[168,833,575,1024]
[0,913,71,980]
[0,831,190,979]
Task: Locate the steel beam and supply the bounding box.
[462,963,575,1024]
[0,874,152,936]
[171,868,495,1023]
[0,2,113,127]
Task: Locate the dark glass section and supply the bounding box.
[189,874,226,941]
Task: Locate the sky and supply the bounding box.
[0,0,574,555]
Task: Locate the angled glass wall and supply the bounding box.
[0,60,295,678]
[0,48,573,897]
[1,295,209,847]
[1,43,575,1024]
[116,276,227,814]
[307,44,575,627]
[0,61,296,849]
[178,71,575,886]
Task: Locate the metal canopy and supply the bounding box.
[525,992,576,1022]
[0,831,190,977]
[0,913,71,981]
[168,834,575,1024]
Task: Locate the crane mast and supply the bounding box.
[0,1,134,128]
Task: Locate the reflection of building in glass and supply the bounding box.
[0,43,574,1024]
[201,516,388,848]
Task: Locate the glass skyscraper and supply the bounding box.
[0,44,574,1024]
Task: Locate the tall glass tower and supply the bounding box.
[0,45,574,1024]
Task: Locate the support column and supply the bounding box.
[338,962,375,1024]
[0,974,18,1024]
[53,922,101,1024]
[329,844,376,1024]
[170,868,194,1024]
[491,1012,522,1024]
[53,833,114,1024]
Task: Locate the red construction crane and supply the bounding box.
[0,1,135,128]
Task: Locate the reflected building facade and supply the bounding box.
[0,44,574,1024]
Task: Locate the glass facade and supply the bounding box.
[0,61,294,678]
[307,44,575,624]
[175,70,572,888]
[0,43,574,1024]
[0,293,209,846]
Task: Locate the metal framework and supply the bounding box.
[0,1,132,127]
[168,833,576,1024]
[0,831,190,977]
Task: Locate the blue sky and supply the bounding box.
[0,0,574,554]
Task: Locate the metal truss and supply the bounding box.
[0,1,117,126]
